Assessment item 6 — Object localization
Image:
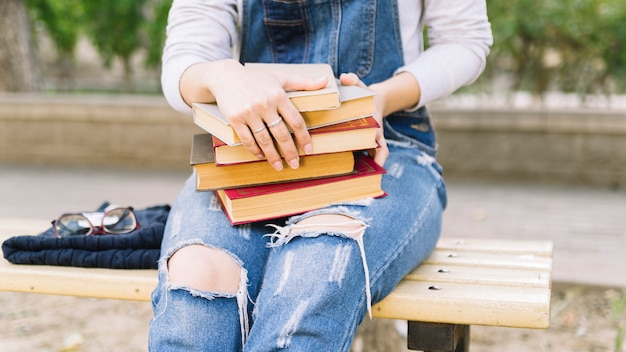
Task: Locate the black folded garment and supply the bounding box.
[2,203,170,269]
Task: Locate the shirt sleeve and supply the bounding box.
[161,0,238,114]
[396,0,493,109]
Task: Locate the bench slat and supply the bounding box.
[373,281,551,328]
[0,258,155,301]
[424,250,552,271]
[407,263,551,288]
[436,238,553,256]
[0,218,50,236]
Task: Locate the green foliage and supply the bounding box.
[26,0,82,56]
[24,0,171,92]
[483,0,626,97]
[144,0,172,69]
[23,0,626,97]
[82,0,146,69]
[612,289,626,352]
[79,0,171,71]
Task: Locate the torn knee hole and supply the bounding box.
[291,213,366,238]
[167,244,242,294]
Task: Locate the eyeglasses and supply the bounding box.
[52,207,140,238]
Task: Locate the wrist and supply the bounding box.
[369,72,421,116]
[181,59,243,105]
[202,59,242,93]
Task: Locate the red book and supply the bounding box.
[213,116,379,165]
[215,153,387,225]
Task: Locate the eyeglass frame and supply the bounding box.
[51,206,140,238]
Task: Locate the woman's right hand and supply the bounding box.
[182,60,328,171]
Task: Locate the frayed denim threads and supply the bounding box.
[264,211,374,317]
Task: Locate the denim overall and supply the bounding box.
[149,1,447,351]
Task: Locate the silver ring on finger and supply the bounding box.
[267,117,283,128]
[252,125,267,134]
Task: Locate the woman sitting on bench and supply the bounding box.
[149,1,492,351]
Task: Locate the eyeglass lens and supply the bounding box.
[55,214,92,237]
[103,208,136,233]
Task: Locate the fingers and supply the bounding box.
[249,86,314,171]
[260,114,299,170]
[233,117,287,171]
[339,73,368,88]
[282,75,329,92]
[231,119,270,164]
[274,75,322,161]
[369,128,389,167]
[232,107,306,171]
[276,96,312,156]
[339,72,388,165]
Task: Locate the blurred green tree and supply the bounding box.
[82,0,148,92]
[483,0,626,100]
[26,0,83,90]
[12,0,626,98]
[143,0,172,70]
[597,1,626,94]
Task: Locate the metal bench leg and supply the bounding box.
[407,321,470,352]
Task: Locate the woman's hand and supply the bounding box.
[339,73,389,166]
[340,71,423,167]
[183,60,328,171]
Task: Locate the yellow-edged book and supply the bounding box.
[191,134,356,191]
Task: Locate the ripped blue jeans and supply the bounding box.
[148,140,447,352]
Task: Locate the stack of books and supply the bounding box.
[190,63,387,224]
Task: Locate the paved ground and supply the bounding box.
[1,163,624,288]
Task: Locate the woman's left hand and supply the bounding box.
[339,73,389,167]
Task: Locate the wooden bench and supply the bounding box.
[0,218,553,352]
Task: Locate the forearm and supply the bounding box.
[369,72,422,117]
[161,0,238,114]
[395,0,492,108]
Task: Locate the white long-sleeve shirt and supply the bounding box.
[161,0,493,114]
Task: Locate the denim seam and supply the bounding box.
[340,280,370,352]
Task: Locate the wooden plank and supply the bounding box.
[372,280,551,329]
[424,250,553,271]
[0,218,50,236]
[436,238,554,256]
[0,254,156,301]
[406,264,551,288]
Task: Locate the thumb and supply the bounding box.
[339,72,367,88]
[282,75,329,92]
